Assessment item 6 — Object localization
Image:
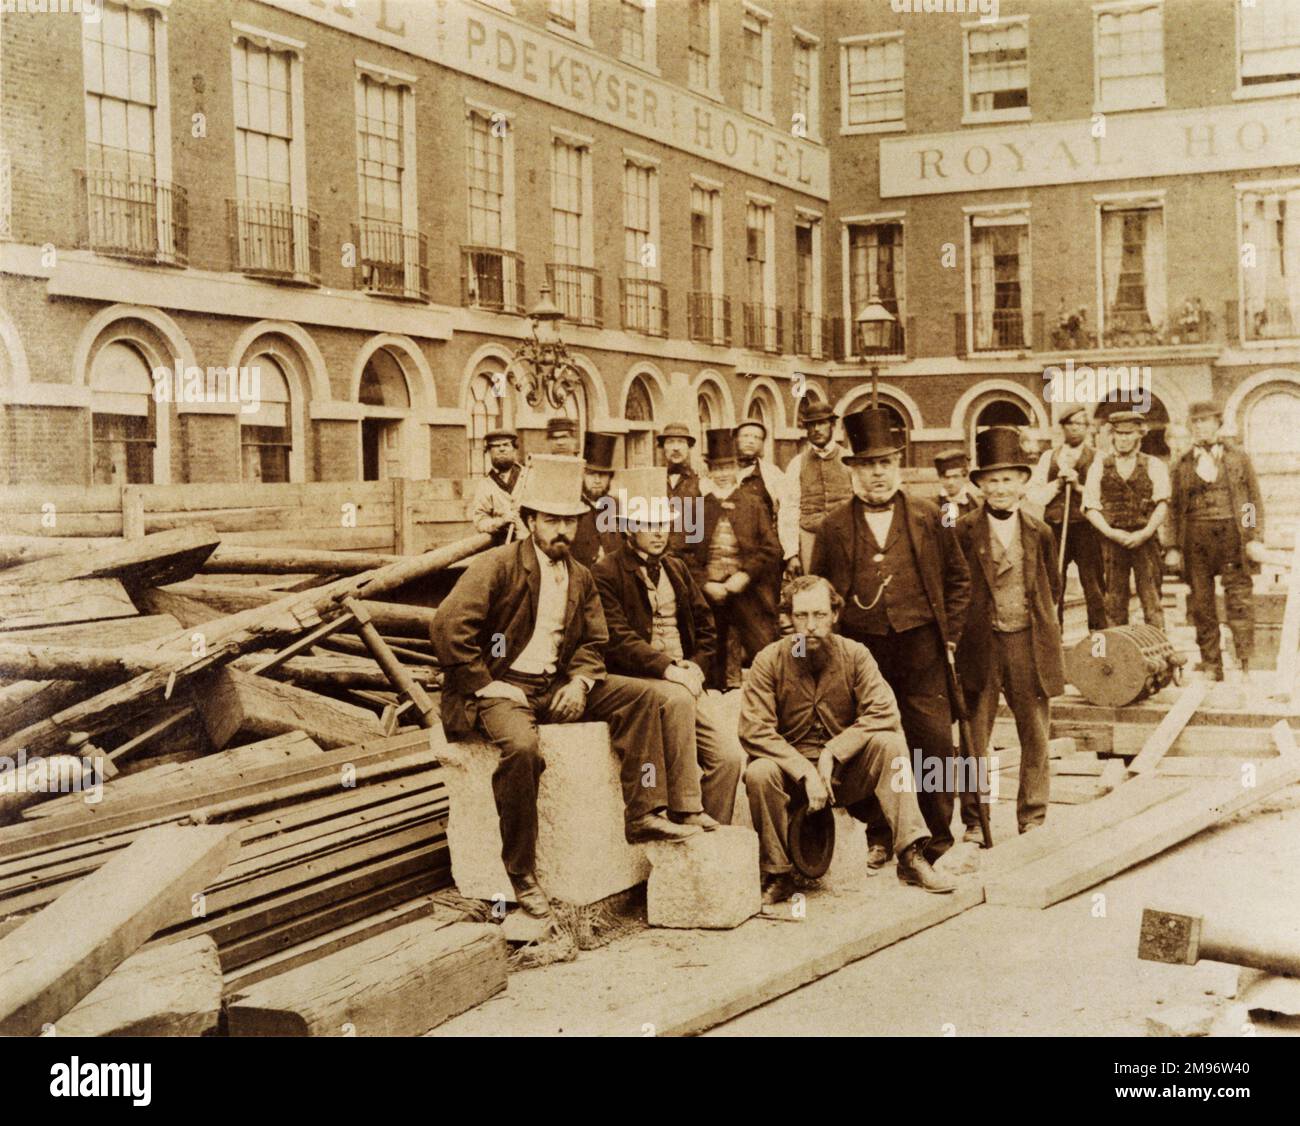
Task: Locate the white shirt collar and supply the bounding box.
[986,507,1020,548]
[532,538,566,576]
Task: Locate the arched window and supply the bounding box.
[359,348,410,481]
[969,397,1031,459]
[696,380,726,441]
[467,367,513,477]
[557,367,591,439]
[91,340,155,484]
[240,354,292,483]
[1243,383,1300,474]
[624,374,656,467]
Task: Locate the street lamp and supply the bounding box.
[508,283,583,412]
[855,301,898,409]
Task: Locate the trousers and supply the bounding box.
[1185,519,1254,671]
[1048,517,1106,631]
[475,670,703,875]
[708,588,779,689]
[1101,535,1165,630]
[641,682,746,823]
[961,628,1051,833]
[744,731,930,875]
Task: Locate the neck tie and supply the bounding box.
[644,559,661,587]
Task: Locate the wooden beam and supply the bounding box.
[0,824,239,1036]
[1127,679,1210,774]
[226,920,505,1036]
[0,577,137,631]
[203,544,404,575]
[0,527,219,591]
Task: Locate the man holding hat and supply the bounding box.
[658,422,702,558]
[685,428,783,689]
[1082,411,1170,630]
[1029,405,1107,630]
[431,455,711,921]
[733,418,799,575]
[470,429,525,544]
[934,448,981,525]
[810,407,970,863]
[571,431,623,568]
[593,466,746,826]
[781,394,853,574]
[1168,401,1266,680]
[955,428,1066,836]
[546,416,579,457]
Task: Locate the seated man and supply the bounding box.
[739,575,957,905]
[593,467,744,826]
[431,456,710,921]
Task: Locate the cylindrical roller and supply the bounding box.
[1065,624,1184,707]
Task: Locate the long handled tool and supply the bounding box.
[1055,480,1072,626]
[943,645,991,848]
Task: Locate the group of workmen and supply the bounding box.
[434,395,1265,915]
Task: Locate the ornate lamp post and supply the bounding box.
[854,301,898,409]
[508,284,584,413]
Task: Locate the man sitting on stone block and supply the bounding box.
[431,456,711,920]
[593,466,744,826]
[739,575,956,906]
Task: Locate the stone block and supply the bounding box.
[437,722,651,907]
[646,826,760,930]
[1145,1003,1215,1037]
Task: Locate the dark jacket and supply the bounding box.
[666,465,703,557]
[571,498,623,568]
[810,490,971,648]
[591,544,717,678]
[954,508,1065,699]
[429,539,608,736]
[1169,442,1265,575]
[682,487,782,590]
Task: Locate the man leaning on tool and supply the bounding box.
[739,575,956,905]
[781,393,852,575]
[592,467,744,826]
[470,428,526,544]
[810,406,970,865]
[431,456,711,921]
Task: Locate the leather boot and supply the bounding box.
[896,842,956,893]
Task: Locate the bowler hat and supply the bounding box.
[582,431,618,472]
[933,447,969,475]
[514,455,588,517]
[734,418,768,440]
[787,797,836,879]
[970,427,1031,481]
[655,421,696,447]
[797,394,837,427]
[1059,405,1090,425]
[546,416,578,437]
[842,408,904,463]
[1107,411,1145,430]
[1188,400,1223,422]
[483,428,518,445]
[704,427,739,464]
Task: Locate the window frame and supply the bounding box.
[842,216,907,360]
[618,0,659,75]
[791,27,821,142]
[1234,176,1300,345]
[464,98,516,252]
[796,208,825,352]
[547,0,593,50]
[1235,0,1300,100]
[688,0,722,101]
[742,3,774,124]
[962,15,1031,126]
[690,176,725,299]
[840,31,905,136]
[1093,191,1167,346]
[1092,0,1166,113]
[964,204,1033,356]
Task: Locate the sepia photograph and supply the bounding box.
[0,0,1296,1090]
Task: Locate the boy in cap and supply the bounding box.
[571,431,623,567]
[934,447,981,525]
[782,394,852,574]
[1082,411,1169,630]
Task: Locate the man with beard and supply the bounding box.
[781,394,852,574]
[658,422,702,558]
[810,407,970,865]
[740,576,956,905]
[470,429,525,544]
[934,448,981,525]
[593,466,744,826]
[570,431,622,567]
[431,456,710,921]
[686,428,782,689]
[733,419,798,577]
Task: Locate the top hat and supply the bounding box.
[933,447,969,475]
[842,408,904,463]
[514,455,588,517]
[704,427,739,464]
[1188,400,1223,422]
[1106,410,1146,430]
[734,418,768,440]
[1059,405,1090,425]
[787,795,836,879]
[797,395,837,427]
[970,427,1031,481]
[483,428,518,445]
[546,416,578,438]
[655,421,697,447]
[582,431,618,472]
[613,466,672,524]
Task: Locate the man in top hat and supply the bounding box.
[781,394,853,575]
[470,429,526,545]
[658,421,702,558]
[934,448,981,525]
[592,466,745,826]
[431,455,714,921]
[571,431,623,568]
[685,428,783,689]
[1082,411,1170,630]
[810,407,970,864]
[1168,401,1266,680]
[546,416,580,457]
[1029,405,1107,630]
[955,428,1066,837]
[740,575,956,904]
[732,418,799,576]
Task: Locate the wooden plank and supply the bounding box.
[0,485,124,513]
[1127,679,1210,774]
[0,577,137,631]
[0,614,181,647]
[203,545,404,575]
[1155,758,1259,778]
[122,485,146,539]
[53,935,222,1038]
[0,824,239,1036]
[0,513,125,537]
[985,723,1300,908]
[227,920,505,1036]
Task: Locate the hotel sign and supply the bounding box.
[259,0,829,199]
[880,99,1300,198]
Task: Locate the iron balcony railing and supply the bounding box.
[547,262,603,328]
[227,198,320,283]
[687,292,731,346]
[792,311,828,358]
[352,220,428,301]
[78,169,188,265]
[957,308,1031,354]
[1235,296,1299,343]
[620,277,668,337]
[460,245,526,314]
[742,303,785,354]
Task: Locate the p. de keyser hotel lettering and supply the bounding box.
[880,98,1300,198]
[263,0,830,200]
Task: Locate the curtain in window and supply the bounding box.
[972,227,995,347]
[1142,209,1166,332]
[1101,209,1124,316]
